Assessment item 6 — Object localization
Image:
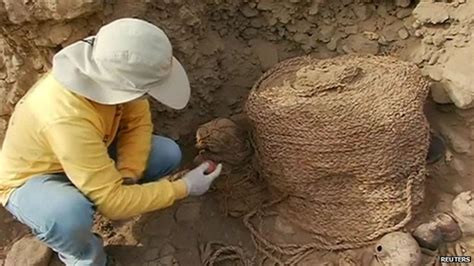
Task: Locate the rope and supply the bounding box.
[242,54,430,263]
[200,241,251,266]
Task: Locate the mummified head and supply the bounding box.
[194,117,253,167]
[371,232,422,266]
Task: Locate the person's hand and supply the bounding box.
[182,161,223,196]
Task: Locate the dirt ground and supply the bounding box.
[0,130,463,266]
[1,0,474,265]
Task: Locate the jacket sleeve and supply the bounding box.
[116,99,153,180]
[41,117,188,220]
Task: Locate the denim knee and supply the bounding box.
[150,135,182,170]
[142,135,182,180]
[38,198,94,257]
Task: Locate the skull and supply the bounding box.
[452,191,474,236]
[195,117,252,167]
[371,232,422,266]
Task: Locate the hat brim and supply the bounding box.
[147,57,191,110]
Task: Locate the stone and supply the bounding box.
[342,0,353,6]
[352,5,372,21]
[157,255,177,266]
[274,216,295,235]
[363,31,379,41]
[344,25,359,35]
[440,44,474,109]
[434,213,462,242]
[0,69,6,80]
[412,222,443,250]
[11,55,23,67]
[240,4,259,18]
[395,0,411,8]
[144,247,160,261]
[5,236,52,266]
[249,39,279,71]
[318,24,336,43]
[382,21,405,42]
[452,191,474,236]
[3,0,104,23]
[430,82,452,104]
[438,122,471,154]
[398,28,410,40]
[326,37,339,51]
[48,24,73,45]
[343,35,379,55]
[396,8,412,19]
[308,0,320,15]
[160,243,176,257]
[179,6,201,26]
[0,56,4,69]
[175,201,201,223]
[413,2,450,24]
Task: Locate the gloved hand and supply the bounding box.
[182,161,223,196]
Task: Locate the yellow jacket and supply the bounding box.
[0,73,188,220]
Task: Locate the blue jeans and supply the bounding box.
[5,135,182,266]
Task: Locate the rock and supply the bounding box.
[5,236,52,266]
[413,2,450,24]
[440,44,474,109]
[382,21,405,42]
[342,0,353,6]
[433,33,446,47]
[326,37,339,51]
[434,213,462,242]
[398,28,410,40]
[413,222,443,250]
[144,247,160,261]
[0,56,4,69]
[308,0,320,15]
[3,0,104,23]
[395,0,411,8]
[343,35,379,55]
[274,216,295,235]
[249,39,279,71]
[438,120,471,154]
[175,201,201,223]
[352,5,372,21]
[157,255,178,266]
[48,24,73,45]
[160,243,176,257]
[11,55,24,67]
[178,6,201,26]
[198,31,224,56]
[396,8,412,19]
[240,4,259,17]
[372,232,422,266]
[0,69,6,80]
[318,25,336,43]
[452,191,474,236]
[430,82,452,104]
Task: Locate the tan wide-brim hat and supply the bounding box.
[52,18,191,109]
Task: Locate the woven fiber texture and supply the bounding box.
[245,54,430,247]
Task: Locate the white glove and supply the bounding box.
[182,162,223,196]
